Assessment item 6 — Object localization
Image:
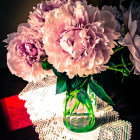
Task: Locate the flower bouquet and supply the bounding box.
[4,0,140,133]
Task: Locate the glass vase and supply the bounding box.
[63,89,96,133]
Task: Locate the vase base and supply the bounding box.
[63,113,96,133]
[63,120,96,133]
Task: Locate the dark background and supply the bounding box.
[0,0,140,140]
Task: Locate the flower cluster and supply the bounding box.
[4,0,140,82]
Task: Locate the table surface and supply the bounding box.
[0,66,140,140]
[18,76,132,140]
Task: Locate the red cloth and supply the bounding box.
[0,95,32,131]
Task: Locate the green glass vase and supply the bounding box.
[63,89,96,133]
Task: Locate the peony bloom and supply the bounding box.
[121,2,140,75]
[28,0,85,37]
[4,23,53,82]
[102,6,123,32]
[43,1,119,78]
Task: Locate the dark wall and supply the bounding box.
[0,0,42,69]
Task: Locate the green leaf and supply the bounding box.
[56,77,67,94]
[77,88,91,105]
[89,79,115,105]
[52,68,62,77]
[52,68,68,79]
[70,90,79,97]
[42,59,53,70]
[66,76,87,94]
[88,85,96,99]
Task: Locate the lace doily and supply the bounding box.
[19,76,132,140]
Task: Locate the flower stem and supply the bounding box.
[89,104,94,124]
[70,100,77,116]
[113,46,124,53]
[106,67,123,72]
[85,104,91,121]
[66,108,70,115]
[109,63,133,68]
[77,101,80,109]
[93,93,97,112]
[64,94,70,128]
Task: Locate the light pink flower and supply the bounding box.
[5,23,53,82]
[122,9,140,75]
[28,0,85,38]
[120,1,140,75]
[43,1,119,78]
[102,6,123,32]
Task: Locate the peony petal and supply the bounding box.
[134,35,140,48]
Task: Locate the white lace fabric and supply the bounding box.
[19,76,132,140]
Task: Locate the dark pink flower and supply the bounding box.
[5,23,53,82]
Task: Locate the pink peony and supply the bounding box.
[120,1,140,75]
[28,0,85,37]
[43,1,119,78]
[121,8,140,75]
[4,23,53,82]
[102,6,123,32]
